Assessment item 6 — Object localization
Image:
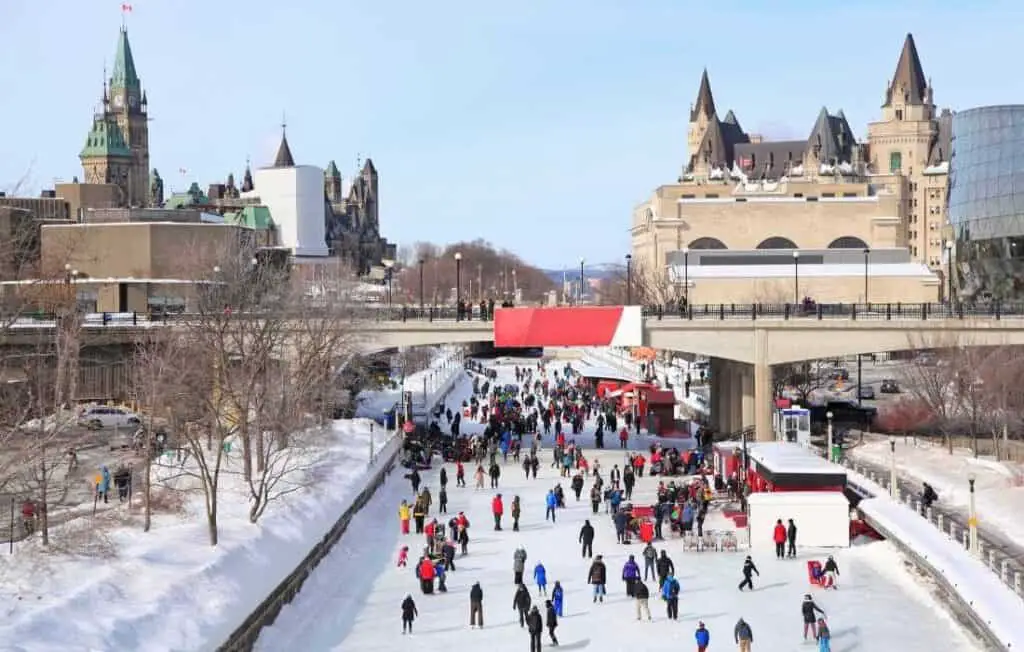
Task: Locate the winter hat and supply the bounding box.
[804,594,812,600]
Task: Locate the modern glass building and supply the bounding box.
[949,105,1024,302]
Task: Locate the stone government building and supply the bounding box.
[631,33,953,305]
[0,27,395,300]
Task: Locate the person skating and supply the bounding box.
[738,556,759,591]
[493,493,505,531]
[545,489,558,522]
[552,581,564,617]
[489,461,501,488]
[589,485,601,514]
[440,466,448,489]
[801,594,826,640]
[622,554,641,597]
[408,468,421,493]
[526,605,544,652]
[773,519,787,559]
[817,617,831,652]
[513,583,532,627]
[579,520,595,558]
[787,518,797,558]
[695,620,710,651]
[456,461,466,487]
[401,594,418,634]
[417,557,436,594]
[571,473,584,501]
[434,559,448,592]
[470,581,484,628]
[514,546,528,585]
[512,495,522,532]
[661,573,680,620]
[545,599,559,646]
[398,500,411,535]
[534,561,548,596]
[412,500,426,534]
[642,542,657,581]
[439,487,448,514]
[656,550,675,588]
[634,579,651,621]
[734,617,753,652]
[822,555,840,589]
[587,554,607,603]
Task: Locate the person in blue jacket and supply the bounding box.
[621,554,641,597]
[694,620,710,651]
[661,574,680,620]
[434,559,448,593]
[551,581,564,616]
[545,490,558,522]
[533,561,548,596]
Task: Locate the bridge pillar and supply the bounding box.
[709,357,729,434]
[728,361,744,435]
[741,363,755,432]
[754,329,774,442]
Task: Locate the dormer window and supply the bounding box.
[896,109,903,120]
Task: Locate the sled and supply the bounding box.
[807,560,823,586]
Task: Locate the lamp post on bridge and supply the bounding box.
[683,248,690,307]
[946,240,955,305]
[968,472,979,557]
[454,252,463,321]
[418,259,425,317]
[825,411,834,463]
[792,251,801,305]
[625,253,632,305]
[579,257,585,305]
[889,437,897,499]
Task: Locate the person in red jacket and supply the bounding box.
[418,557,436,594]
[492,494,504,531]
[619,428,629,449]
[773,519,787,559]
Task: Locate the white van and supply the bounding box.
[79,406,140,430]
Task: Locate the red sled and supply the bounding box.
[807,561,823,586]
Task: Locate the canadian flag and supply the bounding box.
[121,3,133,12]
[178,168,188,175]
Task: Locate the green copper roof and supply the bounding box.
[80,116,130,158]
[110,27,140,91]
[165,182,209,209]
[325,160,340,177]
[225,205,274,230]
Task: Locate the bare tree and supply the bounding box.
[774,360,831,403]
[900,334,964,453]
[978,347,1024,459]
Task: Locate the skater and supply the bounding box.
[456,461,466,487]
[545,599,559,646]
[401,594,418,634]
[817,618,831,652]
[734,617,753,652]
[642,542,657,581]
[587,555,607,603]
[695,620,710,651]
[417,557,435,594]
[802,594,826,640]
[409,468,421,494]
[439,487,448,514]
[475,465,485,489]
[435,559,448,592]
[396,545,409,567]
[589,485,601,514]
[822,556,840,588]
[514,546,528,585]
[579,519,595,558]
[656,550,675,588]
[440,466,448,489]
[571,473,584,501]
[773,519,787,559]
[526,605,544,652]
[622,554,640,597]
[534,561,548,596]
[738,555,760,591]
[661,573,680,620]
[545,489,557,522]
[634,579,651,621]
[552,581,564,616]
[787,518,797,558]
[469,581,484,628]
[511,495,522,532]
[413,500,426,534]
[492,493,504,531]
[513,583,532,627]
[398,500,411,535]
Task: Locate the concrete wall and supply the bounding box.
[687,273,940,304]
[254,166,328,257]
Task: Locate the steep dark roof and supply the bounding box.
[692,112,749,170]
[690,69,716,121]
[273,130,295,168]
[806,107,857,164]
[885,33,928,107]
[362,158,377,176]
[734,141,805,179]
[928,108,953,165]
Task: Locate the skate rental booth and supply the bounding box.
[712,441,847,494]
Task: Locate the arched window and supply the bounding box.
[756,237,798,249]
[688,237,728,250]
[827,236,870,249]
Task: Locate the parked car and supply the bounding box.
[79,406,140,430]
[880,379,900,394]
[858,385,876,400]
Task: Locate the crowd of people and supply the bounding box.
[391,359,840,651]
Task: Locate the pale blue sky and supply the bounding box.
[1,1,1021,267]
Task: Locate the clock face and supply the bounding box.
[112,95,123,108]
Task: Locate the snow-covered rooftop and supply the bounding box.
[747,441,847,476]
[668,262,938,280]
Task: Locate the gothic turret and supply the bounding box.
[273,127,295,168]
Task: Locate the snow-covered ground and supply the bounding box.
[0,419,402,652]
[258,357,983,652]
[356,346,464,423]
[850,436,1024,548]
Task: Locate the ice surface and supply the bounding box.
[258,359,983,652]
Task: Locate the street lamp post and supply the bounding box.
[945,240,955,305]
[579,258,585,304]
[418,259,425,317]
[863,247,870,304]
[683,248,690,307]
[825,411,834,463]
[454,252,463,321]
[625,253,632,305]
[968,473,979,556]
[889,437,897,499]
[384,261,394,309]
[792,251,801,305]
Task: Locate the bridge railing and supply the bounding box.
[9,302,1024,327]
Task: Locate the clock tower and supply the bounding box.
[80,27,150,207]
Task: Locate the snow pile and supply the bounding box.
[851,437,1024,546]
[0,419,400,652]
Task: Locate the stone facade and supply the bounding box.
[682,274,937,305]
[631,33,951,288]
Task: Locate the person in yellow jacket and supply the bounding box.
[399,500,411,535]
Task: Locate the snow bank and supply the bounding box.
[859,495,1024,650]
